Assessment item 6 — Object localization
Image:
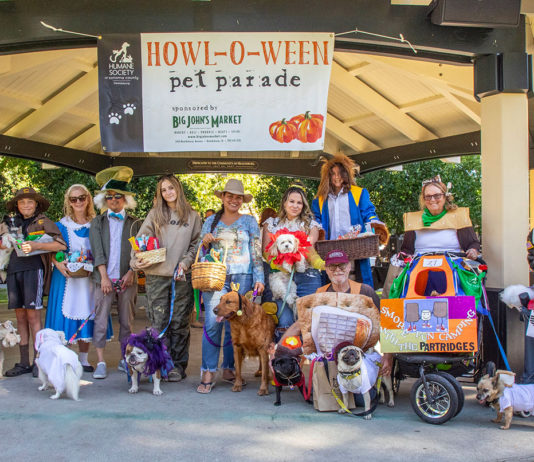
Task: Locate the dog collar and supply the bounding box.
[339,369,361,380]
[486,398,498,406]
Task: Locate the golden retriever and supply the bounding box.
[214,291,275,395]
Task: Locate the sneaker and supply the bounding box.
[117,359,127,373]
[93,362,107,379]
[167,367,186,382]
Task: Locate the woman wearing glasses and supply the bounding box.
[400,175,480,259]
[131,174,201,382]
[46,184,112,372]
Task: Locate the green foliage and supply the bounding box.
[358,156,481,235]
[0,156,481,237]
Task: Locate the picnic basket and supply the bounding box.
[65,262,93,278]
[315,234,380,260]
[136,247,167,265]
[191,243,227,291]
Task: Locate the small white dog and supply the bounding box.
[0,234,14,283]
[0,320,21,377]
[35,329,83,400]
[268,233,307,310]
[500,284,534,311]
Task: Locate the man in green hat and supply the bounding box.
[90,167,140,379]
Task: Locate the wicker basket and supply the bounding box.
[136,248,166,265]
[66,268,91,278]
[191,243,227,291]
[315,234,380,260]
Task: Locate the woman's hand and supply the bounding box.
[174,262,187,281]
[466,248,479,260]
[253,282,265,295]
[54,260,70,278]
[202,233,219,248]
[135,258,152,269]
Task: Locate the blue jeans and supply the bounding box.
[274,268,322,340]
[201,273,253,372]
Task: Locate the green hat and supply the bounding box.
[95,166,135,196]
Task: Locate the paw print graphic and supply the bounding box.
[108,113,122,125]
[123,103,136,115]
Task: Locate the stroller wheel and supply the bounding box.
[410,373,459,425]
[435,371,465,417]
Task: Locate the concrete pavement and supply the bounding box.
[0,297,533,461]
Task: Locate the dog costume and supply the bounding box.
[337,349,381,395]
[35,328,81,395]
[121,328,174,377]
[499,384,534,414]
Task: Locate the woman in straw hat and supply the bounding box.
[45,184,113,373]
[131,174,201,382]
[0,187,66,377]
[197,179,264,394]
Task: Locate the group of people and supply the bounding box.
[0,152,488,392]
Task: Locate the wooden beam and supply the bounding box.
[4,68,98,138]
[330,61,436,142]
[64,125,100,150]
[326,113,380,152]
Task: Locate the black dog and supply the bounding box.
[271,356,310,406]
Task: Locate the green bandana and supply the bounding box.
[422,208,447,227]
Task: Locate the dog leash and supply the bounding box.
[68,307,96,344]
[157,265,180,339]
[322,357,378,417]
[277,266,296,322]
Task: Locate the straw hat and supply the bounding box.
[6,187,50,213]
[214,179,253,203]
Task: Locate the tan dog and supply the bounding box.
[476,370,534,430]
[214,291,275,396]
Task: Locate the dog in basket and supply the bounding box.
[213,283,275,396]
[476,362,534,430]
[265,228,311,309]
[122,328,174,396]
[334,342,393,419]
[35,329,83,400]
[0,320,21,377]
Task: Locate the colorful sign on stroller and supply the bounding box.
[380,296,477,353]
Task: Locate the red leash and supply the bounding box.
[302,357,317,401]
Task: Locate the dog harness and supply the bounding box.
[337,350,381,395]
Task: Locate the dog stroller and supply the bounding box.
[381,251,487,424]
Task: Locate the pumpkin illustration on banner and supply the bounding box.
[269,111,324,143]
[289,111,324,143]
[269,118,298,143]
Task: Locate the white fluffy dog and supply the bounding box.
[35,329,83,400]
[268,233,307,310]
[0,234,14,283]
[500,284,534,311]
[0,320,21,377]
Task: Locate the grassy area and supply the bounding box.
[0,287,6,303]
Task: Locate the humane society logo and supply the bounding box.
[105,42,139,126]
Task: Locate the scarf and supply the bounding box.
[422,208,447,227]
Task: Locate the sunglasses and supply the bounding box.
[424,193,444,202]
[69,195,87,203]
[105,193,124,201]
[327,263,349,271]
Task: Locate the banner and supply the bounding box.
[380,296,478,353]
[98,32,334,152]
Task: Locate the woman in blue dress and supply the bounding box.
[45,184,112,372]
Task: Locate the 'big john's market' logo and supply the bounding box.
[108,42,135,77]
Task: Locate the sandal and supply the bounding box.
[196,381,216,394]
[5,363,32,377]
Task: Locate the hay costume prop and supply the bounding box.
[90,167,139,378]
[311,154,385,288]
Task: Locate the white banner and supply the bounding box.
[99,32,334,152]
